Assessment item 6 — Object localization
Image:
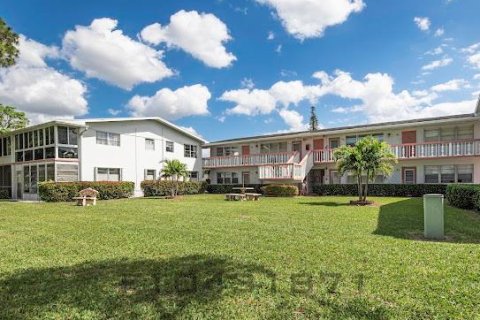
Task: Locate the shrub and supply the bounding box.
[261,184,298,197]
[313,184,448,197]
[0,189,10,199]
[39,181,134,202]
[141,180,207,197]
[446,184,480,210]
[205,184,264,194]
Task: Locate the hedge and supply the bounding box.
[313,184,448,197]
[261,184,299,197]
[141,180,207,197]
[445,184,480,210]
[0,189,9,199]
[205,184,264,194]
[39,181,134,202]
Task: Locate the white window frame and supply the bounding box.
[145,138,155,151]
[95,167,122,181]
[166,141,174,153]
[184,144,198,158]
[144,169,156,181]
[424,164,473,184]
[96,131,120,146]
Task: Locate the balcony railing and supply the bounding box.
[258,152,314,181]
[312,140,480,163]
[203,152,298,168]
[391,140,480,159]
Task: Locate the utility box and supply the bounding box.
[423,194,444,239]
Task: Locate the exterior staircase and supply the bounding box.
[258,151,314,182]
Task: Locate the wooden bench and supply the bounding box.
[73,188,99,206]
[225,193,246,201]
[245,193,261,201]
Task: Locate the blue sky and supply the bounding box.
[1,0,480,141]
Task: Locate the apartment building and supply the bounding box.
[0,117,205,200]
[203,101,480,192]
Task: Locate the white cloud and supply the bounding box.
[140,10,236,68]
[107,108,122,116]
[241,78,255,89]
[430,79,468,92]
[0,36,88,123]
[421,57,452,70]
[278,109,308,131]
[467,53,480,69]
[434,28,445,37]
[425,46,443,56]
[221,88,277,116]
[414,17,431,32]
[461,42,480,54]
[179,126,202,138]
[267,31,275,40]
[127,84,211,120]
[474,74,480,80]
[275,44,282,54]
[63,18,173,90]
[256,0,365,40]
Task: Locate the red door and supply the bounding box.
[401,131,416,158]
[313,138,324,150]
[242,145,250,155]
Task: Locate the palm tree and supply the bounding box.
[334,136,397,203]
[161,159,188,197]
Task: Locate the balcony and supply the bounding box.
[312,140,480,163]
[258,151,314,181]
[203,152,298,168]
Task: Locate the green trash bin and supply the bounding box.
[423,194,444,239]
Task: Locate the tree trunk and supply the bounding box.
[363,170,369,202]
[357,174,363,201]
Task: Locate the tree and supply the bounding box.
[161,159,188,197]
[0,104,28,134]
[0,18,19,68]
[333,136,397,204]
[309,106,318,131]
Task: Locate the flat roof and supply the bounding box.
[205,113,478,146]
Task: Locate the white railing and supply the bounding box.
[259,152,314,181]
[312,140,480,163]
[391,140,480,159]
[313,149,335,163]
[203,151,297,168]
[293,151,314,180]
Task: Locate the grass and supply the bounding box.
[1,195,480,319]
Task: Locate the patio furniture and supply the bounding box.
[225,193,246,201]
[245,193,261,201]
[232,187,255,194]
[73,188,99,206]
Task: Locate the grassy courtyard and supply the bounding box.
[1,195,480,319]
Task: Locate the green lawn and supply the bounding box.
[1,195,480,319]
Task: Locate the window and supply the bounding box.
[329,138,340,149]
[166,141,174,152]
[45,147,55,159]
[46,126,55,145]
[425,165,473,183]
[96,131,120,146]
[24,150,33,162]
[216,146,238,157]
[260,142,287,153]
[58,147,78,159]
[216,172,238,184]
[184,144,198,158]
[346,134,383,146]
[347,174,384,184]
[46,164,55,181]
[145,169,156,180]
[34,148,45,160]
[96,168,121,181]
[145,138,155,151]
[0,137,11,156]
[56,164,79,182]
[58,126,68,144]
[189,171,199,181]
[424,126,474,142]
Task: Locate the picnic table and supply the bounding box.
[226,187,261,201]
[232,187,255,194]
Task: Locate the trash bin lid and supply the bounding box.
[423,194,444,198]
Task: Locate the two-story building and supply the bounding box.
[0,117,205,200]
[203,101,480,192]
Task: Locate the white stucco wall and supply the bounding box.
[79,120,203,196]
